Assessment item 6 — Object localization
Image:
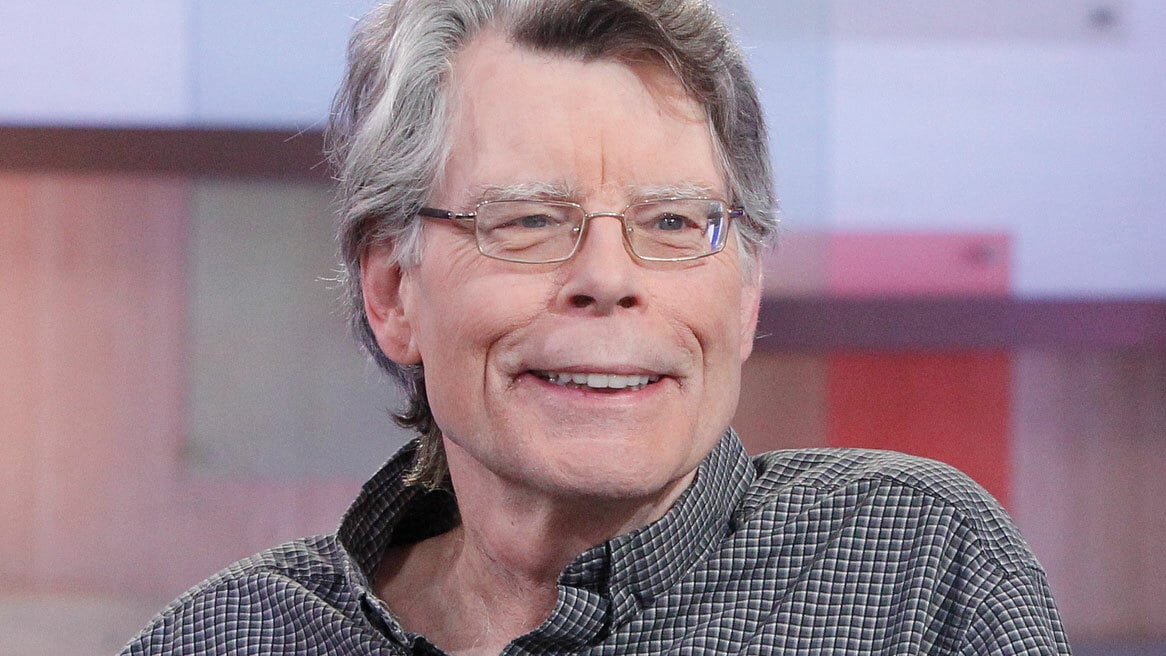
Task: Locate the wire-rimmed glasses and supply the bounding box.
[417,197,743,264]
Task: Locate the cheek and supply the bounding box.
[412,269,545,374]
[682,275,750,355]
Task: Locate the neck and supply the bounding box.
[376,439,696,654]
[445,437,695,586]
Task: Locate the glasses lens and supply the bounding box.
[626,199,727,260]
[474,201,583,262]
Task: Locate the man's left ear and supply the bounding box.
[739,265,763,361]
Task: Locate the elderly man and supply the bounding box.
[124,0,1070,654]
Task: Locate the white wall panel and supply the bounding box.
[190,0,378,127]
[0,1,191,125]
[715,0,832,229]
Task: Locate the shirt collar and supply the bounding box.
[557,429,753,626]
[337,430,754,639]
[337,440,457,592]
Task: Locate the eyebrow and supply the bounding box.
[472,181,579,204]
[625,182,720,203]
[470,180,722,206]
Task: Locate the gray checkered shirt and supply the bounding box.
[123,431,1070,654]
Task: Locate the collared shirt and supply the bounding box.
[122,431,1071,654]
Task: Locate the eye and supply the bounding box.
[515,213,553,229]
[652,213,694,231]
[492,212,562,231]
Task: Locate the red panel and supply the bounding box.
[827,232,1010,296]
[822,232,1012,505]
[826,351,1012,507]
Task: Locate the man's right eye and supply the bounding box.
[514,214,553,229]
[490,211,566,231]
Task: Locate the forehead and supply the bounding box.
[435,31,725,206]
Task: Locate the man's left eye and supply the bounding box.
[652,213,691,231]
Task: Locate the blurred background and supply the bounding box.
[1,0,1163,653]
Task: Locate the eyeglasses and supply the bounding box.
[417,197,743,264]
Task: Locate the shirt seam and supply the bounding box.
[951,563,1056,653]
[151,566,349,629]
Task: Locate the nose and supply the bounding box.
[556,214,643,314]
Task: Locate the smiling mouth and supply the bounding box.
[532,371,662,391]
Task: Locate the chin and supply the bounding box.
[525,438,701,503]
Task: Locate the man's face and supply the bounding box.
[367,33,761,504]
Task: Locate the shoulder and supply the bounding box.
[121,535,362,655]
[700,448,1069,653]
[164,534,350,608]
[746,448,996,507]
[739,448,1039,574]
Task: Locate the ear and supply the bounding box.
[361,242,422,365]
[738,264,763,362]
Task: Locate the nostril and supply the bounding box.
[571,294,594,308]
[617,296,636,309]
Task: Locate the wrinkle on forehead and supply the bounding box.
[438,31,726,208]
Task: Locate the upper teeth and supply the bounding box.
[540,372,660,389]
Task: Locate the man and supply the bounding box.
[125,0,1070,654]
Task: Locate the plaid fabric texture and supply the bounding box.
[123,431,1071,654]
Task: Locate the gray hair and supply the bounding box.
[327,0,778,489]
